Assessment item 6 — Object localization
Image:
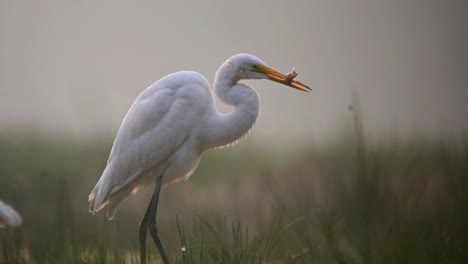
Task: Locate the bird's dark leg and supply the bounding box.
[139,188,156,264]
[147,174,169,264]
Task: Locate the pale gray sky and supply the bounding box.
[1,0,467,148]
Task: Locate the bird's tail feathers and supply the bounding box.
[88,176,111,215]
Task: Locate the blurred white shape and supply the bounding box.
[0,200,22,228]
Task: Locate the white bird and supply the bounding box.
[88,53,310,264]
[0,200,22,228]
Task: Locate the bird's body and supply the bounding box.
[88,54,310,264]
[88,68,260,219]
[89,72,212,219]
[0,200,22,228]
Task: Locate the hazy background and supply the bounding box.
[1,1,468,263]
[1,0,467,149]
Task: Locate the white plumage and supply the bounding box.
[0,200,22,228]
[88,53,310,263]
[89,72,212,219]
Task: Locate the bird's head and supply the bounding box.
[225,53,311,92]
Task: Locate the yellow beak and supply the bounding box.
[256,65,311,92]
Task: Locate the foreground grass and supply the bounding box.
[0,131,467,263]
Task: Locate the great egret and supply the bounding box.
[88,53,310,264]
[0,201,22,228]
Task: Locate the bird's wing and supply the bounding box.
[89,72,211,213]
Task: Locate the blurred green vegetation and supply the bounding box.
[0,129,467,263]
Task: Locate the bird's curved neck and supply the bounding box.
[200,64,260,150]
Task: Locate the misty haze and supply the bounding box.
[1,1,467,263]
